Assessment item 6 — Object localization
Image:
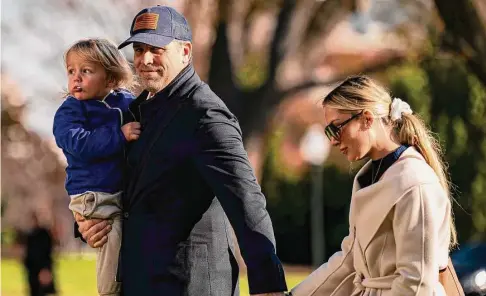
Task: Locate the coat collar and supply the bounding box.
[156,63,200,100]
[128,64,200,117]
[350,147,441,250]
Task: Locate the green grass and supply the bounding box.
[2,255,309,295]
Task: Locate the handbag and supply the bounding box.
[439,257,465,296]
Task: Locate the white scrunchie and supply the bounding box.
[390,98,413,122]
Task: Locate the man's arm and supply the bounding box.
[192,106,287,295]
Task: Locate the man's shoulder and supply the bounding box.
[188,83,228,111]
[185,84,239,124]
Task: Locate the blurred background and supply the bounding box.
[2,0,486,295]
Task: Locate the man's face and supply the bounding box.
[133,41,190,94]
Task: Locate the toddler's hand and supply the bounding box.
[122,122,141,141]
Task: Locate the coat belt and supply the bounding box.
[352,271,398,295]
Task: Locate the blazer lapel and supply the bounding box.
[124,65,203,208]
[126,97,185,208]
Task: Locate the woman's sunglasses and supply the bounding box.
[324,111,363,141]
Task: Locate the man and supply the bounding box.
[75,5,288,296]
[22,213,56,296]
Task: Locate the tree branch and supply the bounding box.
[207,1,239,112]
[283,0,320,57]
[280,54,406,98]
[268,0,297,81]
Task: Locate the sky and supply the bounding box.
[1,0,141,136]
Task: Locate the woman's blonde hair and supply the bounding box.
[323,75,458,248]
[64,38,135,91]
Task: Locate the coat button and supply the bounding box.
[123,212,129,219]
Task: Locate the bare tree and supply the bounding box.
[1,75,72,248]
[205,0,423,177]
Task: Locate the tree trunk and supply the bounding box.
[208,22,240,115]
[435,0,486,84]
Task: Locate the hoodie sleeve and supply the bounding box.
[53,98,126,160]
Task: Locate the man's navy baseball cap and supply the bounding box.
[118,5,192,49]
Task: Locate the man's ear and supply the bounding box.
[362,109,374,130]
[182,42,192,64]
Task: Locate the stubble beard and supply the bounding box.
[140,78,165,94]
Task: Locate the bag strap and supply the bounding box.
[439,257,465,296]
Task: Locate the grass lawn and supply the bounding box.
[2,255,309,295]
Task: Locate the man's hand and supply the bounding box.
[121,122,141,141]
[38,268,52,286]
[74,213,111,248]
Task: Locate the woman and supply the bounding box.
[291,76,457,296]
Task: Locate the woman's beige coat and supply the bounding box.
[291,147,451,296]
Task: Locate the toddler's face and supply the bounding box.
[66,52,111,100]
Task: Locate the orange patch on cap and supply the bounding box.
[133,13,159,31]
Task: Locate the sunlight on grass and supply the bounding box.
[2,255,309,295]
